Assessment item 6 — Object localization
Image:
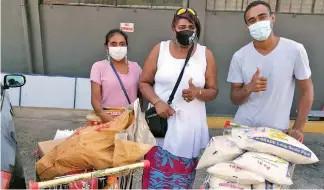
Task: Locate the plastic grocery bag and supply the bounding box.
[126,98,156,145]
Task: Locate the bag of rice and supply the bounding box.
[229,127,252,137]
[210,177,252,190]
[231,127,319,164]
[233,152,293,185]
[252,181,282,190]
[196,135,244,169]
[207,162,265,185]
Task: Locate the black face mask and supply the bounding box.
[175,30,196,47]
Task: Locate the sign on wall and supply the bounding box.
[120,23,134,33]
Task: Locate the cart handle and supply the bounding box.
[29,160,150,189]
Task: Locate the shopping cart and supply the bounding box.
[200,121,301,189]
[29,108,146,190]
[28,160,150,189]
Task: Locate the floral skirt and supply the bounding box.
[142,146,198,189]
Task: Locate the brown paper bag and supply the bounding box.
[72,108,134,137]
[36,109,134,181]
[38,138,66,157]
[36,130,118,180]
[112,139,153,167]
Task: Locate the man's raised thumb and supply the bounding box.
[189,78,195,87]
[253,68,260,78]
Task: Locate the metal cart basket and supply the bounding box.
[29,160,150,189]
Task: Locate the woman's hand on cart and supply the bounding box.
[97,111,114,123]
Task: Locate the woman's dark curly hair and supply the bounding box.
[104,28,128,46]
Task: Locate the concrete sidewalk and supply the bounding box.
[13,107,324,189]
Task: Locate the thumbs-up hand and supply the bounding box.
[182,78,200,102]
[246,68,267,92]
[252,68,261,80]
[188,78,195,87]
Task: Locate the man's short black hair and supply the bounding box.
[244,1,272,24]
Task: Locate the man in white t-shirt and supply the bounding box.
[227,1,314,141]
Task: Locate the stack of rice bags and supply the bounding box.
[197,127,319,189]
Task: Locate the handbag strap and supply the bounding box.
[110,62,131,104]
[167,44,195,104]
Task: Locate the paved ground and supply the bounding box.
[13,107,324,189]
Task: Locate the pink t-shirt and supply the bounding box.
[90,60,142,108]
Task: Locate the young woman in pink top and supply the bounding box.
[90,29,142,123]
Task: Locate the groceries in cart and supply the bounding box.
[198,121,319,189]
[30,104,153,189]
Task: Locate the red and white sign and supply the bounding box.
[120,23,134,33]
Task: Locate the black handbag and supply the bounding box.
[145,44,194,138]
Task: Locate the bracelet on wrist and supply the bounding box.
[196,88,202,99]
[152,98,161,106]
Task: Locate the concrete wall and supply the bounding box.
[39,5,175,77]
[1,0,324,116]
[1,0,29,73]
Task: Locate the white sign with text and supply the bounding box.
[120,23,134,33]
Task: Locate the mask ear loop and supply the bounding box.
[174,35,179,45]
[172,33,180,47]
[106,49,110,63]
[193,37,198,44]
[124,51,130,74]
[191,32,198,44]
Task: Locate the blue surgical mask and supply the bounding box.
[248,20,272,41]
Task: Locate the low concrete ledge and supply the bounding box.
[207,116,324,133]
[13,106,324,133]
